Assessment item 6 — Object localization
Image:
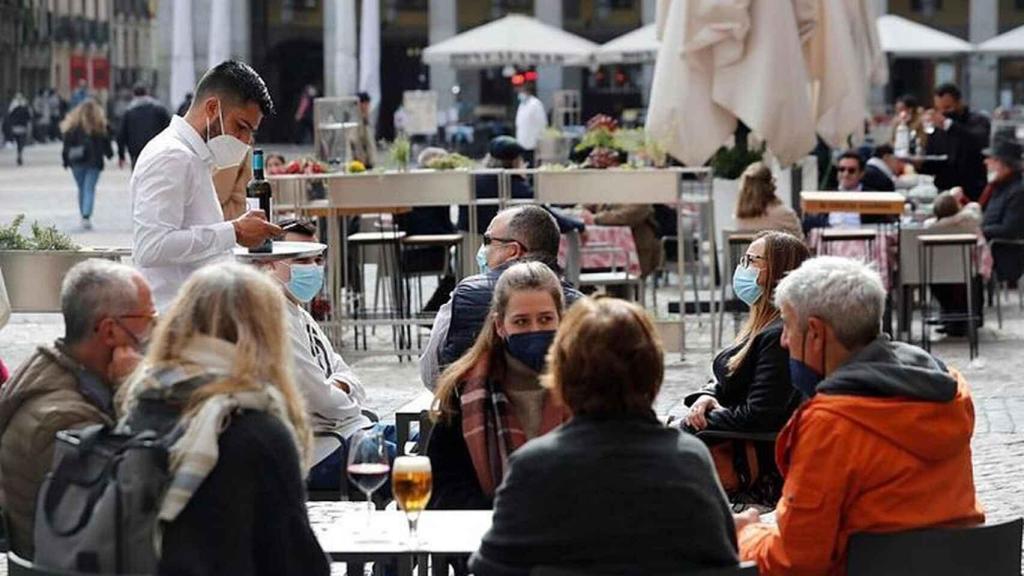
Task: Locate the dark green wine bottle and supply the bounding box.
[246,149,273,253]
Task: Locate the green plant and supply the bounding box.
[574,126,617,153]
[389,136,411,169]
[425,153,474,171]
[710,143,765,180]
[0,215,79,251]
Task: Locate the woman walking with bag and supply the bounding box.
[60,99,113,230]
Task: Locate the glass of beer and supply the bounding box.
[391,455,432,546]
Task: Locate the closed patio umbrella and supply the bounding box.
[876,14,973,56]
[978,25,1024,54]
[594,23,659,64]
[421,14,598,67]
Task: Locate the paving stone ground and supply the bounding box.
[2,141,1024,572]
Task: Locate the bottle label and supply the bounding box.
[246,197,260,213]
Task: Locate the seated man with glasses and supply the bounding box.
[804,151,887,232]
[0,259,156,558]
[420,205,584,390]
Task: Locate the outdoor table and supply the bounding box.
[557,224,642,277]
[308,502,492,576]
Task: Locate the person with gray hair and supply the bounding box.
[0,259,157,557]
[736,256,984,576]
[419,205,583,390]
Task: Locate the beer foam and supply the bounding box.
[393,456,431,473]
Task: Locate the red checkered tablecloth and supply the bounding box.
[558,225,642,277]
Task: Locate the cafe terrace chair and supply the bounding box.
[846,518,1023,576]
[530,561,760,575]
[7,552,148,576]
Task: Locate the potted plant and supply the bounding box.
[0,215,127,312]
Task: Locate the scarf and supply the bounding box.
[460,352,568,496]
[125,336,304,523]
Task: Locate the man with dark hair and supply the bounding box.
[349,91,376,168]
[921,82,991,200]
[419,206,583,389]
[131,60,281,310]
[0,259,155,558]
[117,83,171,169]
[515,83,547,167]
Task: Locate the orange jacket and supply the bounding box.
[739,366,984,576]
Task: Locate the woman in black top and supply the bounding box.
[59,98,113,230]
[682,231,809,434]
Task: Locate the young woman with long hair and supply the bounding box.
[734,162,803,239]
[428,261,569,510]
[119,262,328,576]
[60,98,113,230]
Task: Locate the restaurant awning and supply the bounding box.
[421,14,598,68]
[876,15,973,57]
[593,23,658,64]
[977,25,1024,55]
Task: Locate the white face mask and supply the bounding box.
[206,98,250,170]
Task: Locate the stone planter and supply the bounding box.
[0,249,128,312]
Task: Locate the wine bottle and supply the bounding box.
[246,148,273,253]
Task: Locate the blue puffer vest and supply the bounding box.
[440,263,583,367]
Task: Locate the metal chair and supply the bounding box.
[987,238,1024,329]
[817,227,877,258]
[918,234,981,359]
[564,230,646,304]
[846,518,1023,576]
[7,552,147,576]
[530,561,760,575]
[717,231,757,349]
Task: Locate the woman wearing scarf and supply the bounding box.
[428,262,569,510]
[119,262,329,576]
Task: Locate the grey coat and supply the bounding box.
[469,413,740,576]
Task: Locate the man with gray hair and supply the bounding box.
[0,259,156,557]
[735,257,984,576]
[419,205,583,389]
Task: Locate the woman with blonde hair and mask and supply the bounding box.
[734,162,803,239]
[119,262,329,576]
[428,261,570,510]
[60,98,114,230]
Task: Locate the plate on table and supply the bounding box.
[233,241,327,262]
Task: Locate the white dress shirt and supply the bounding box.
[515,95,548,151]
[131,116,237,310]
[285,301,371,439]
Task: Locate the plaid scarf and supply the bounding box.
[460,352,568,496]
[122,336,303,523]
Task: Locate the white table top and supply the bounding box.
[232,241,327,262]
[309,502,492,557]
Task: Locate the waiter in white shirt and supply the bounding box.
[131,60,281,310]
[514,83,547,167]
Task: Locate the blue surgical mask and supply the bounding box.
[732,264,763,307]
[789,332,824,398]
[287,263,324,303]
[505,330,556,373]
[476,245,490,275]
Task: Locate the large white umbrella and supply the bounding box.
[594,23,658,64]
[978,25,1024,54]
[877,14,973,56]
[422,14,598,67]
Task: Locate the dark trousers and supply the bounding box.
[931,275,985,335]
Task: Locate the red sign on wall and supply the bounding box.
[91,58,109,90]
[70,54,88,86]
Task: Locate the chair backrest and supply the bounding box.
[530,561,759,576]
[7,552,129,576]
[721,230,756,293]
[846,519,1023,576]
[900,227,978,285]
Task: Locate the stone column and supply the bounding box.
[429,0,458,113]
[969,0,999,113]
[869,0,888,113]
[207,0,232,68]
[641,0,656,105]
[533,0,562,109]
[170,0,195,109]
[231,0,250,65]
[324,0,358,97]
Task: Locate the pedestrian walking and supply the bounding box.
[3,94,31,166]
[69,79,90,108]
[117,83,171,169]
[60,99,114,230]
[293,84,316,144]
[32,89,52,143]
[47,88,62,140]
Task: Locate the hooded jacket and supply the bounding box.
[0,343,115,557]
[739,337,984,576]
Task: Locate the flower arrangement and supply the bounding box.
[276,157,328,175]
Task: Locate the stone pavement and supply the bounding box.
[2,140,1024,570]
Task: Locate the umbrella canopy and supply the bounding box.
[422,14,598,67]
[978,25,1024,54]
[877,14,973,56]
[594,23,658,64]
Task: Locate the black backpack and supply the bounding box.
[33,421,180,575]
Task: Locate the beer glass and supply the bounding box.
[346,428,390,532]
[391,455,432,545]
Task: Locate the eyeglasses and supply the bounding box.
[118,312,159,322]
[836,166,860,174]
[483,234,526,251]
[740,253,766,268]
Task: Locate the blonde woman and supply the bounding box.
[60,98,113,229]
[429,261,569,510]
[119,262,329,576]
[734,162,803,239]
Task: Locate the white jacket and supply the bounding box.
[515,95,547,151]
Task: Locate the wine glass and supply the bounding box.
[392,456,433,547]
[346,428,390,535]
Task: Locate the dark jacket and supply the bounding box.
[125,390,330,576]
[922,107,991,201]
[469,413,740,576]
[684,320,801,433]
[117,96,171,166]
[458,175,585,235]
[61,127,113,170]
[982,174,1024,282]
[861,164,896,192]
[440,262,583,366]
